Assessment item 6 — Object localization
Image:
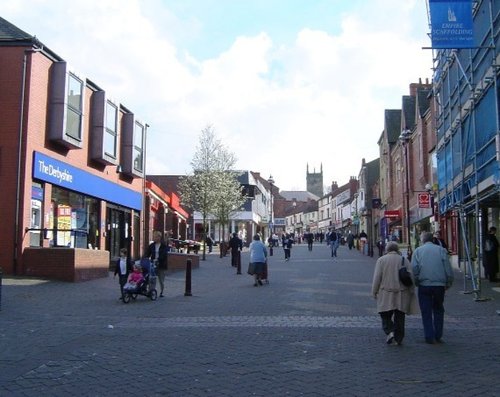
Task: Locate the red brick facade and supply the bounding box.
[0,40,145,276]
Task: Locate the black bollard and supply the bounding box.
[184,259,192,296]
[237,251,242,274]
[269,246,273,256]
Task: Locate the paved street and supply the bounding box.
[1,243,499,396]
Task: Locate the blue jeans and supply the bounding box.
[418,285,446,341]
[331,242,339,257]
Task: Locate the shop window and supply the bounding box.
[48,62,85,149]
[50,187,99,249]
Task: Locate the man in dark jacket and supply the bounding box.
[229,232,243,267]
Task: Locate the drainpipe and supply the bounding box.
[142,123,150,252]
[14,47,42,275]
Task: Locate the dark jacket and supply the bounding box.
[229,236,243,252]
[114,258,133,277]
[145,242,170,269]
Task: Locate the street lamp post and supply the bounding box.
[399,128,412,260]
[268,175,275,256]
[353,192,359,250]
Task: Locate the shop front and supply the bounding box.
[23,152,143,280]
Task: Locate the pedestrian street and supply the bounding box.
[1,242,499,396]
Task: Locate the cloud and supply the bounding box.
[3,0,432,192]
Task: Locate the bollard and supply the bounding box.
[184,259,192,296]
[237,252,242,275]
[269,246,273,256]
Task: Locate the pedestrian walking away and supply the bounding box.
[145,230,170,297]
[229,232,243,268]
[114,248,133,300]
[371,242,419,346]
[306,231,314,252]
[411,231,454,344]
[248,234,268,286]
[346,231,354,250]
[283,233,293,261]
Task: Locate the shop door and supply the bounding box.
[106,207,131,260]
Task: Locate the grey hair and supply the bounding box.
[421,231,433,243]
[386,241,399,253]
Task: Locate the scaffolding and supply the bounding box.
[429,0,500,301]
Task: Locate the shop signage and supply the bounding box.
[335,189,350,205]
[429,0,473,49]
[32,186,43,200]
[274,218,285,226]
[384,210,400,219]
[372,198,382,209]
[418,192,431,208]
[33,151,142,210]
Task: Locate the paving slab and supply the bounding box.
[1,243,499,396]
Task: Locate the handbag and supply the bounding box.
[247,262,256,275]
[398,256,413,287]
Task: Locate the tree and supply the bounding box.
[178,125,242,260]
[212,170,247,257]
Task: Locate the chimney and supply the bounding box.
[409,83,418,97]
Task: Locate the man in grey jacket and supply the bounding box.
[412,231,454,344]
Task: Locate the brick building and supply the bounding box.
[0,17,147,278]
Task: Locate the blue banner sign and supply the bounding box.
[33,151,142,210]
[429,0,473,49]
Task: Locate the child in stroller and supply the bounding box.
[124,264,144,290]
[122,261,158,303]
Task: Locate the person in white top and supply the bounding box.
[114,248,133,300]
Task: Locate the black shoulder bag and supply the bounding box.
[398,256,413,287]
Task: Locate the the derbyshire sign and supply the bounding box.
[429,0,474,49]
[33,151,142,210]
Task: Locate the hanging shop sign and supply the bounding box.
[418,192,431,208]
[429,0,473,49]
[384,210,401,219]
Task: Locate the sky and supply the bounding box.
[3,0,433,193]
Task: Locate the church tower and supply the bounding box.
[306,163,324,197]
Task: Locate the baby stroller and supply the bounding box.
[122,258,158,303]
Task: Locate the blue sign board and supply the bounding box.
[32,186,43,200]
[429,0,474,49]
[33,151,142,210]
